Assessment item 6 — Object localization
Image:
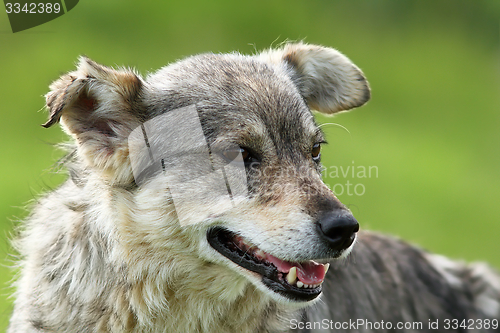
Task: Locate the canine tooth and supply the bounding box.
[286,267,297,285]
[296,281,304,288]
[324,263,330,274]
[255,249,266,259]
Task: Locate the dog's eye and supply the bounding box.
[239,147,260,168]
[240,148,250,161]
[218,147,254,165]
[312,143,321,162]
[219,148,245,163]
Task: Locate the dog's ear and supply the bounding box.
[259,42,370,114]
[44,57,144,182]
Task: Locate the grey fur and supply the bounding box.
[298,233,500,332]
[9,43,500,332]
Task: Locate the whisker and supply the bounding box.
[318,122,351,135]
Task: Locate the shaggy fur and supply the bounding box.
[9,43,500,332]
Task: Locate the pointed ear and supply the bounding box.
[259,42,370,114]
[44,56,144,183]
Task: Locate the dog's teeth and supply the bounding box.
[324,263,330,274]
[286,267,297,285]
[254,249,266,260]
[295,282,321,289]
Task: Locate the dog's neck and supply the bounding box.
[128,281,294,332]
[109,186,298,332]
[118,244,297,332]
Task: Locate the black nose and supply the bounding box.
[317,211,359,252]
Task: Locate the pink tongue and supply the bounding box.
[266,255,326,284]
[296,262,326,284]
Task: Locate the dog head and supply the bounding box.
[44,43,369,304]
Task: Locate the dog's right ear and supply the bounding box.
[259,42,370,114]
[43,57,144,183]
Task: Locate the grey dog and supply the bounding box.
[8,43,500,332]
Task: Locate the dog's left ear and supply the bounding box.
[259,42,370,114]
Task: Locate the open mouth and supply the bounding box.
[207,227,329,302]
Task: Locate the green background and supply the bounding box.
[1,0,499,329]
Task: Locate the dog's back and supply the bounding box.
[301,233,500,332]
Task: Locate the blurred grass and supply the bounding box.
[1,0,499,330]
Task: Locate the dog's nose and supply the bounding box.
[317,211,359,252]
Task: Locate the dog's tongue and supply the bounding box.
[266,254,326,284]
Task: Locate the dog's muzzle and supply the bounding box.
[206,212,359,303]
[207,227,330,302]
